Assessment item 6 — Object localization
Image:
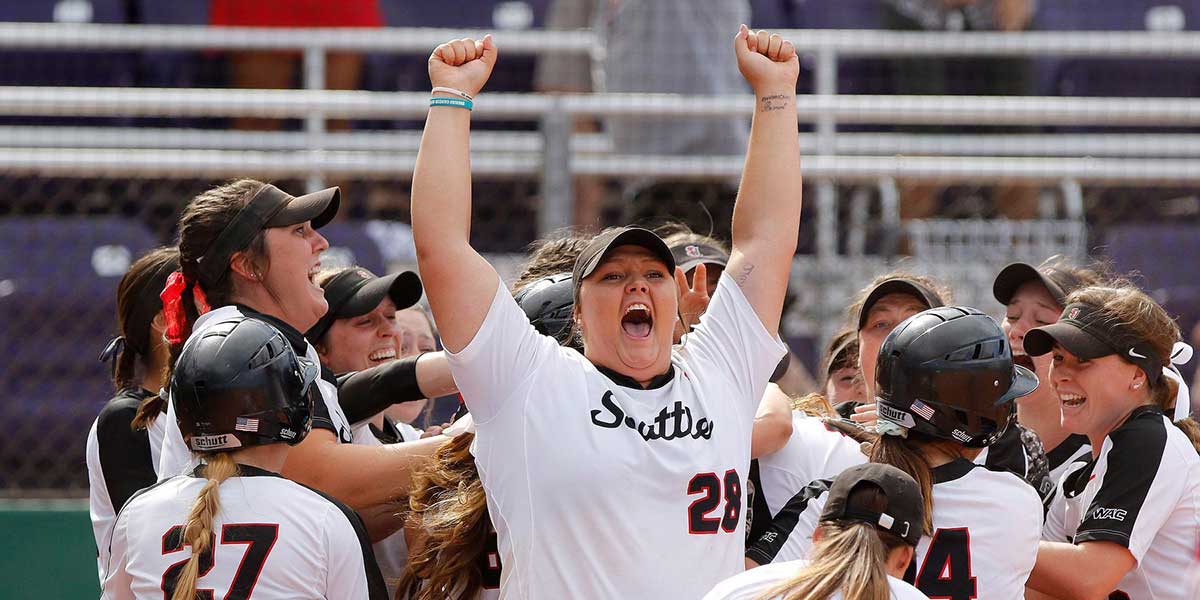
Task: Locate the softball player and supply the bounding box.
[400,237,594,600]
[748,307,1044,600]
[88,246,179,581]
[411,28,801,597]
[992,259,1102,489]
[154,180,450,541]
[306,265,425,598]
[1025,284,1200,599]
[101,316,386,599]
[850,274,1051,497]
[707,464,928,600]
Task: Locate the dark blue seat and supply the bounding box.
[319,220,387,275]
[786,0,892,95]
[1036,1,1200,99]
[1103,224,1200,352]
[135,0,224,89]
[0,217,157,371]
[377,0,552,131]
[0,0,133,87]
[751,0,799,30]
[0,217,158,491]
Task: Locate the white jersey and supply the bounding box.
[1042,406,1200,600]
[755,413,866,518]
[158,306,353,480]
[448,275,786,599]
[348,419,410,600]
[88,389,166,582]
[974,423,1053,503]
[100,465,387,599]
[704,559,929,600]
[748,459,1041,600]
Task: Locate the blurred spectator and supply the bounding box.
[884,0,1040,221]
[386,306,440,436]
[534,0,606,230]
[211,0,382,130]
[597,0,752,238]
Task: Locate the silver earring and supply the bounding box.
[1133,382,1143,390]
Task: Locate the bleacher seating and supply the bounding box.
[1104,224,1200,342]
[0,216,157,491]
[319,220,388,275]
[1036,1,1200,100]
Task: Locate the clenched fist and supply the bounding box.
[734,25,799,94]
[428,35,498,98]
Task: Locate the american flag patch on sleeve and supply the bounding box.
[910,400,935,421]
[235,417,259,432]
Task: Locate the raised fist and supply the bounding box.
[733,25,799,94]
[428,35,498,98]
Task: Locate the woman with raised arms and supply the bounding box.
[411,27,802,599]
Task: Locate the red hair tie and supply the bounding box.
[161,271,190,345]
[192,282,212,315]
[160,271,212,345]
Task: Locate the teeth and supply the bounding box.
[1059,393,1086,406]
[369,349,396,361]
[1013,350,1027,357]
[625,303,649,315]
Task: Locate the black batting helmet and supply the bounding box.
[875,306,1038,448]
[172,316,318,452]
[514,273,577,348]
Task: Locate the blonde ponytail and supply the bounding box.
[171,453,239,600]
[869,434,935,534]
[760,521,900,600]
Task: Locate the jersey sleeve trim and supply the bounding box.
[95,391,159,513]
[746,478,832,565]
[1047,434,1090,472]
[104,476,180,576]
[295,481,389,600]
[1073,407,1168,557]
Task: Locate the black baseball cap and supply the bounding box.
[572,227,675,298]
[1024,302,1164,383]
[992,262,1086,306]
[819,463,924,546]
[196,184,340,288]
[669,241,729,275]
[857,278,945,331]
[306,267,423,342]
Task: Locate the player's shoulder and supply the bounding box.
[704,560,806,600]
[938,458,1041,508]
[117,474,192,517]
[1102,405,1197,471]
[1108,405,1171,446]
[95,388,155,430]
[279,474,369,533]
[887,574,930,599]
[790,415,864,452]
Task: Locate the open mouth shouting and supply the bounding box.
[621,303,653,339]
[1012,349,1035,372]
[308,264,322,290]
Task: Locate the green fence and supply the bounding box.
[0,502,99,598]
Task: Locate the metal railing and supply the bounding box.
[1,23,1198,249]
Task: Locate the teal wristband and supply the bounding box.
[430,97,473,111]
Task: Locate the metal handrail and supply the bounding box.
[3,23,1200,58]
[2,147,1195,184]
[4,88,1200,127]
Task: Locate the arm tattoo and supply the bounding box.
[759,94,791,112]
[736,263,756,286]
